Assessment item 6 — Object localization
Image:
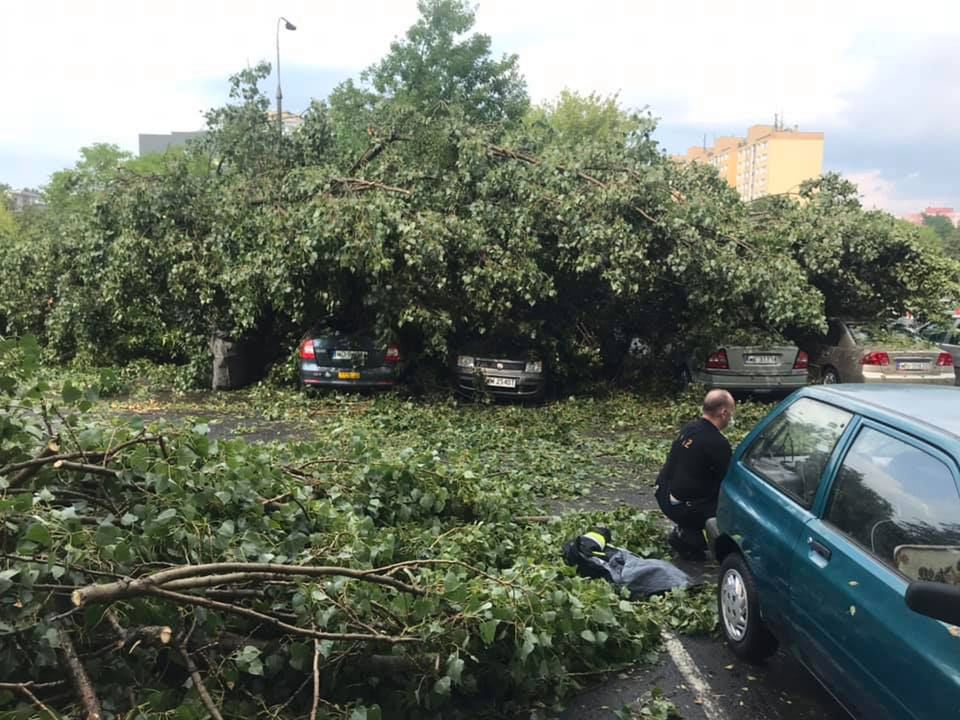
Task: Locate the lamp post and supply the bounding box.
[276,16,297,135]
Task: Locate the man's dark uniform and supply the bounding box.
[655,417,732,556]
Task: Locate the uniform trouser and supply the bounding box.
[655,482,716,551]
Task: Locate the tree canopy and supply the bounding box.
[0,0,956,386]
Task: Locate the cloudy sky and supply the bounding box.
[3,0,959,214]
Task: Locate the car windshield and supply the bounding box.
[461,336,541,358]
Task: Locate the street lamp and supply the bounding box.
[276,16,297,135]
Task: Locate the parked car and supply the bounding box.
[710,385,960,720]
[453,339,546,401]
[917,313,960,384]
[674,343,809,394]
[298,324,403,390]
[807,318,954,385]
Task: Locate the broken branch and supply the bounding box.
[72,562,423,607]
[176,638,225,720]
[58,626,103,720]
[146,587,419,645]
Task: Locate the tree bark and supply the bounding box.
[58,626,103,720]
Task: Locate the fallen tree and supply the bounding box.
[0,337,713,718]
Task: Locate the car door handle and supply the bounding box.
[808,538,832,561]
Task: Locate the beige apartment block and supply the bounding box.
[675,123,824,201]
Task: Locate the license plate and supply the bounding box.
[897,362,928,371]
[332,350,367,361]
[745,354,779,365]
[338,371,361,380]
[486,376,517,389]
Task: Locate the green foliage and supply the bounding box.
[921,213,960,259]
[0,339,733,718]
[366,0,529,124]
[751,174,960,322]
[0,203,14,242]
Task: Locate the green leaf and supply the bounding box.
[446,656,464,685]
[0,568,20,594]
[479,619,499,646]
[24,522,51,547]
[155,508,177,523]
[94,524,120,547]
[580,629,597,643]
[432,676,451,696]
[61,382,82,404]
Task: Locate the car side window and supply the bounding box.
[742,398,852,509]
[825,427,960,585]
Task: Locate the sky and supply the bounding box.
[2,0,959,215]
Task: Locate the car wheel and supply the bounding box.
[821,367,840,385]
[718,553,778,662]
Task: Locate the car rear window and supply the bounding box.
[847,324,926,348]
[742,398,852,509]
[825,427,960,585]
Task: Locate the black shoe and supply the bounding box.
[668,527,707,562]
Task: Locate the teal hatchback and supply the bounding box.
[712,385,960,720]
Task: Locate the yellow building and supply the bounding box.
[675,123,824,201]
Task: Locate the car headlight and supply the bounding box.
[457,355,475,368]
[525,360,543,373]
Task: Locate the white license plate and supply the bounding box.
[897,362,928,371]
[487,376,517,389]
[745,355,779,365]
[332,350,367,361]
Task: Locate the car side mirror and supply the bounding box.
[905,581,960,625]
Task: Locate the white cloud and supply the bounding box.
[1,0,421,158]
[845,169,952,215]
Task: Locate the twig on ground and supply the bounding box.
[309,639,321,720]
[58,625,103,720]
[0,683,59,720]
[149,587,420,645]
[176,637,225,720]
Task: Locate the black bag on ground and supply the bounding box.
[562,527,692,599]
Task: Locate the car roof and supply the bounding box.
[800,385,960,443]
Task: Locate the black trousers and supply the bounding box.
[655,482,716,549]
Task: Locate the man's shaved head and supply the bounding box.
[703,389,735,419]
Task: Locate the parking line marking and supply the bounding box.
[661,631,728,720]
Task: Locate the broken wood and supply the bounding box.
[72,561,424,607]
[58,626,103,720]
[176,638,225,720]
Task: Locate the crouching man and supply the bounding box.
[655,389,735,560]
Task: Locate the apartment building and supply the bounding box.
[676,122,825,201]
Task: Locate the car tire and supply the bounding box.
[821,366,840,385]
[718,552,778,663]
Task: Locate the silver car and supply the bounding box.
[918,315,960,385]
[809,318,954,385]
[677,344,809,394]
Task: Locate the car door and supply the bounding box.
[790,422,960,720]
[724,397,853,636]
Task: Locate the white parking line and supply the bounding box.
[661,631,728,720]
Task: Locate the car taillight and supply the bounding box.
[385,344,401,363]
[861,351,890,366]
[706,349,729,370]
[793,351,809,370]
[937,352,954,367]
[299,340,316,361]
